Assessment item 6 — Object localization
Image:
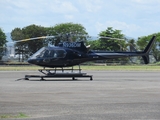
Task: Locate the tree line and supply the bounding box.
[0,28,7,60]
[0,22,160,63]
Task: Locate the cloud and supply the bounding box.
[95,21,142,36]
[78,0,103,12]
[0,0,160,38]
[48,1,78,13]
[132,0,160,4]
[64,15,74,20]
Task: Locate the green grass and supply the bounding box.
[0,65,41,71]
[82,65,160,71]
[0,113,28,119]
[0,65,160,71]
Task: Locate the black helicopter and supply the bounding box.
[27,36,156,68]
[12,35,156,80]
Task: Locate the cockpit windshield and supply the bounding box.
[30,47,45,59]
[30,47,66,59]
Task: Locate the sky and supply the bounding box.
[0,0,160,39]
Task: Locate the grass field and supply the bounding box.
[0,113,28,119]
[0,65,160,71]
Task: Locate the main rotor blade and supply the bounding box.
[99,36,125,40]
[8,36,55,43]
[87,36,125,41]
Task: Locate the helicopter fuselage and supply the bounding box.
[27,36,156,68]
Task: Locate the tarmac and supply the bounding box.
[0,70,160,120]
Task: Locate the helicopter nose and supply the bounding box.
[27,59,32,64]
[27,58,34,64]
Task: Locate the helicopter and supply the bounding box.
[10,35,156,80]
[27,35,156,67]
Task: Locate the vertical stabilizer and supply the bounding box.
[143,36,156,54]
[142,36,156,64]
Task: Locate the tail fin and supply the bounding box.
[143,36,156,54]
[142,36,156,64]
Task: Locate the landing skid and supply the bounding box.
[24,66,93,81]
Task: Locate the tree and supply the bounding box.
[137,33,160,62]
[11,28,25,62]
[127,39,137,51]
[0,28,7,60]
[22,24,47,55]
[11,24,47,62]
[94,27,130,64]
[87,40,101,50]
[98,27,126,51]
[46,22,88,45]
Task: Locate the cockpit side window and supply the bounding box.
[43,50,50,57]
[56,50,66,58]
[37,49,66,58]
[40,50,54,58]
